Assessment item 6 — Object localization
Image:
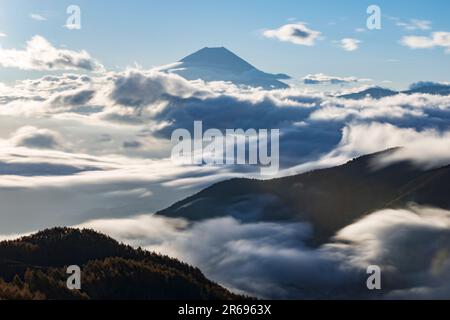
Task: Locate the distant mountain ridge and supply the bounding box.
[404,82,450,95]
[157,149,450,244]
[339,87,399,100]
[339,83,450,100]
[162,47,290,89]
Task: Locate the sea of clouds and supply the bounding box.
[75,206,450,299]
[1,36,450,299]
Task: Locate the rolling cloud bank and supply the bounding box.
[77,206,450,299]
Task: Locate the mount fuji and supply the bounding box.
[160,47,290,89]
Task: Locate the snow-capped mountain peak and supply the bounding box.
[161,47,290,89]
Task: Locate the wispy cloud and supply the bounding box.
[339,38,361,51]
[64,23,81,30]
[396,19,432,31]
[263,23,321,46]
[30,13,47,21]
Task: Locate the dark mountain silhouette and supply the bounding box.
[403,82,450,95]
[163,47,290,89]
[340,83,450,100]
[157,149,450,244]
[339,87,399,100]
[0,228,243,300]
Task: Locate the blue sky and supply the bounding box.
[0,0,449,88]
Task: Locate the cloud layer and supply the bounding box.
[303,73,370,85]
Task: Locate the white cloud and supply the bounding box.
[0,35,104,71]
[401,32,450,53]
[340,38,361,51]
[109,69,200,108]
[263,23,321,46]
[396,19,432,31]
[0,32,6,38]
[30,13,47,21]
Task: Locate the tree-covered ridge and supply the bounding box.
[158,149,450,244]
[0,227,242,300]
